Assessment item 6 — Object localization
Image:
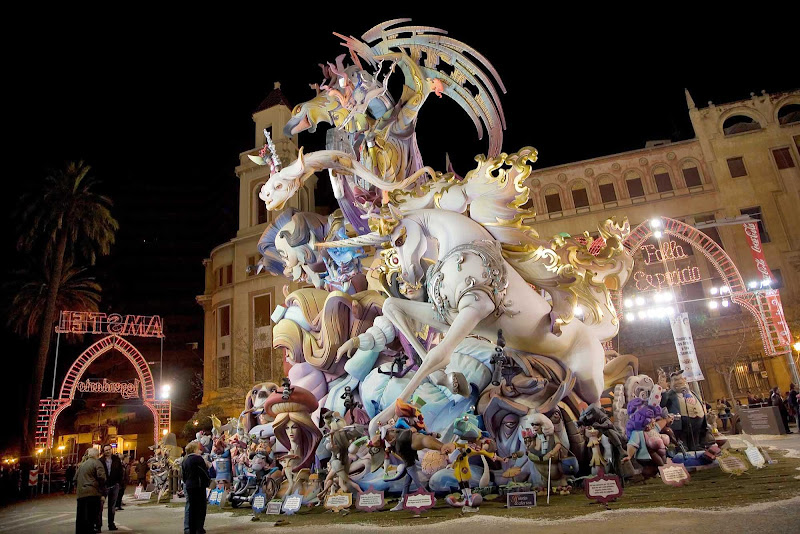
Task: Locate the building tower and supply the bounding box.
[197,82,317,414]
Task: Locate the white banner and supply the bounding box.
[669,312,704,382]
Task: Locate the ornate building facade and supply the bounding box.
[526,89,800,401]
[197,84,317,414]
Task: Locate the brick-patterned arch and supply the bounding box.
[614,216,790,359]
[36,334,170,449]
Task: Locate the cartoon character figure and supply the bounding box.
[319,411,365,497]
[660,370,708,450]
[444,413,503,511]
[585,427,608,475]
[264,383,322,496]
[524,413,572,492]
[578,405,637,479]
[370,422,449,511]
[210,437,232,486]
[625,404,666,466]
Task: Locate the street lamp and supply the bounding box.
[160,384,171,400]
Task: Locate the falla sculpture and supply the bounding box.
[191,19,725,515]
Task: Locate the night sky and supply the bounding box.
[2,8,795,452]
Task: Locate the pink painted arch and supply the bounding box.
[36,334,170,449]
[615,216,790,358]
[58,334,156,401]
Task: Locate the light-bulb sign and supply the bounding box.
[633,239,699,291]
[634,266,701,291]
[641,241,688,264]
[77,379,141,399]
[57,310,164,338]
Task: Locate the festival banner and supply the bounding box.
[669,312,704,382]
[742,222,775,284]
[742,223,792,347]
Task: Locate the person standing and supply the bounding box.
[789,384,799,430]
[135,457,148,488]
[182,442,210,534]
[65,464,76,494]
[99,445,124,531]
[75,448,106,534]
[114,456,129,511]
[770,387,792,434]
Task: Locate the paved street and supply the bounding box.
[2,490,800,534]
[1,432,798,534]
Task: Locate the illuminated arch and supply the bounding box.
[36,334,170,450]
[59,335,155,401]
[615,216,789,359]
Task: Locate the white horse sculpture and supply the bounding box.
[320,208,608,433]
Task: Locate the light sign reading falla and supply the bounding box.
[56,311,164,338]
[641,241,687,264]
[634,239,701,291]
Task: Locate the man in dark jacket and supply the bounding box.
[182,441,210,534]
[770,387,792,434]
[789,384,799,430]
[115,456,129,510]
[65,464,76,494]
[99,445,124,531]
[75,448,106,534]
[135,457,148,487]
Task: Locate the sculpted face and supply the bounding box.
[259,152,307,211]
[286,421,299,449]
[250,383,277,412]
[284,92,340,135]
[391,219,428,291]
[275,220,302,280]
[274,220,324,289]
[670,374,688,392]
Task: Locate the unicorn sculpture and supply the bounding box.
[244,19,643,491]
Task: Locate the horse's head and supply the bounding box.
[385,213,428,296]
[259,149,310,211]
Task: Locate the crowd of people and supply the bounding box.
[743,384,799,434]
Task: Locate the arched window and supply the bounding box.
[652,166,673,193]
[597,175,617,203]
[722,114,761,135]
[778,103,800,126]
[571,182,590,208]
[254,182,268,225]
[625,171,645,199]
[681,160,703,188]
[543,187,563,213]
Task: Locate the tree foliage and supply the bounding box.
[6,261,101,339]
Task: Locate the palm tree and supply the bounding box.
[7,261,102,340]
[16,161,118,453]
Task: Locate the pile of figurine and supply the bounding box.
[181,19,724,513]
[182,354,717,512]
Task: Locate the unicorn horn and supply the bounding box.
[315,233,390,249]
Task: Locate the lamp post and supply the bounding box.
[791,342,800,386]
